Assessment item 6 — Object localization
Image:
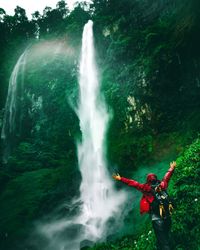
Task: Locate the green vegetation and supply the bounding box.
[88,137,200,250]
[171,138,200,249]
[0,0,200,249]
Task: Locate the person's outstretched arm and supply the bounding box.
[112,174,151,192]
[160,161,176,189]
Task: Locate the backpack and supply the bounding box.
[150,180,174,218]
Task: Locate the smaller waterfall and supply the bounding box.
[1,50,28,162]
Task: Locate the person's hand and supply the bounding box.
[112,173,121,181]
[170,161,176,169]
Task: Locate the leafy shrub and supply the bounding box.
[170,137,200,249]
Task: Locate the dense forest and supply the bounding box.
[0,0,200,249]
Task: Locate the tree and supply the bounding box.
[56,0,69,17]
[14,6,28,24]
[0,8,6,22]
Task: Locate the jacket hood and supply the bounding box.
[146,173,157,183]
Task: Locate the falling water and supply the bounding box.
[35,21,126,250]
[76,19,127,243]
[1,50,28,162]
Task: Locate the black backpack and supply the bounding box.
[150,180,174,218]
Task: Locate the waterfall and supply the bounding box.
[76,20,126,242]
[1,50,28,162]
[35,21,127,250]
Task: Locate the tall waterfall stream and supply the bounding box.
[36,20,127,250]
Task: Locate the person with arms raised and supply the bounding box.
[113,161,176,250]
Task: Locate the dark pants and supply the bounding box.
[152,217,172,250]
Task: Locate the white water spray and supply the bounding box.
[1,50,28,162]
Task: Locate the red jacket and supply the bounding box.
[120,166,174,214]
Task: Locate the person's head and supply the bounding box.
[146,173,157,184]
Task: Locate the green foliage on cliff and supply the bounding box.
[170,137,200,249]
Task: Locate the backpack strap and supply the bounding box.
[151,181,174,218]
